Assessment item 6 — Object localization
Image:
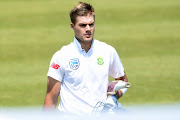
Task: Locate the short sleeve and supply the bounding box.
[109,47,125,78]
[47,51,64,82]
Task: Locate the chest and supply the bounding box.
[62,50,111,87]
[66,50,110,72]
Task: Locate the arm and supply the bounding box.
[114,73,128,99]
[43,76,61,110]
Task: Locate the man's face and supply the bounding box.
[71,14,95,43]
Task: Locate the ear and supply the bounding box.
[70,22,74,30]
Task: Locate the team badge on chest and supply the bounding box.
[97,57,104,65]
[69,58,80,70]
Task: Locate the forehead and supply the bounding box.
[76,15,94,24]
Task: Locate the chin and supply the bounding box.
[84,39,93,43]
[86,37,93,40]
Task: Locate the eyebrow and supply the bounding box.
[79,22,94,26]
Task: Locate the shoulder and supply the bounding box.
[60,42,74,52]
[94,39,116,52]
[53,42,74,56]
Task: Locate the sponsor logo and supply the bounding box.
[50,62,60,69]
[97,57,104,65]
[69,58,80,70]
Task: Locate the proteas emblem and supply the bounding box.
[97,57,104,65]
[69,58,80,70]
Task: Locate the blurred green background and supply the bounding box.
[0,0,180,106]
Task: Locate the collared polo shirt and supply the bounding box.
[47,37,124,114]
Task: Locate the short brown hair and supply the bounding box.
[70,2,95,24]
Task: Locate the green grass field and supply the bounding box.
[0,0,180,106]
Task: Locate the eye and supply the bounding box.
[89,23,94,27]
[79,24,86,28]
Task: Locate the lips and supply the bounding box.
[86,35,92,38]
[84,33,92,36]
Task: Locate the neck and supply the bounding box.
[76,37,93,53]
[80,41,92,53]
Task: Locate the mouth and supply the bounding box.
[84,34,92,38]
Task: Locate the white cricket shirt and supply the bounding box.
[47,37,125,114]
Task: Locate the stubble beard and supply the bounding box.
[76,35,94,44]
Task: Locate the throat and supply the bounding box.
[81,43,92,53]
[75,37,93,53]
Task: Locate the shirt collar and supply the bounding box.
[73,37,94,52]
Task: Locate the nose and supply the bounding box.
[86,25,91,30]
